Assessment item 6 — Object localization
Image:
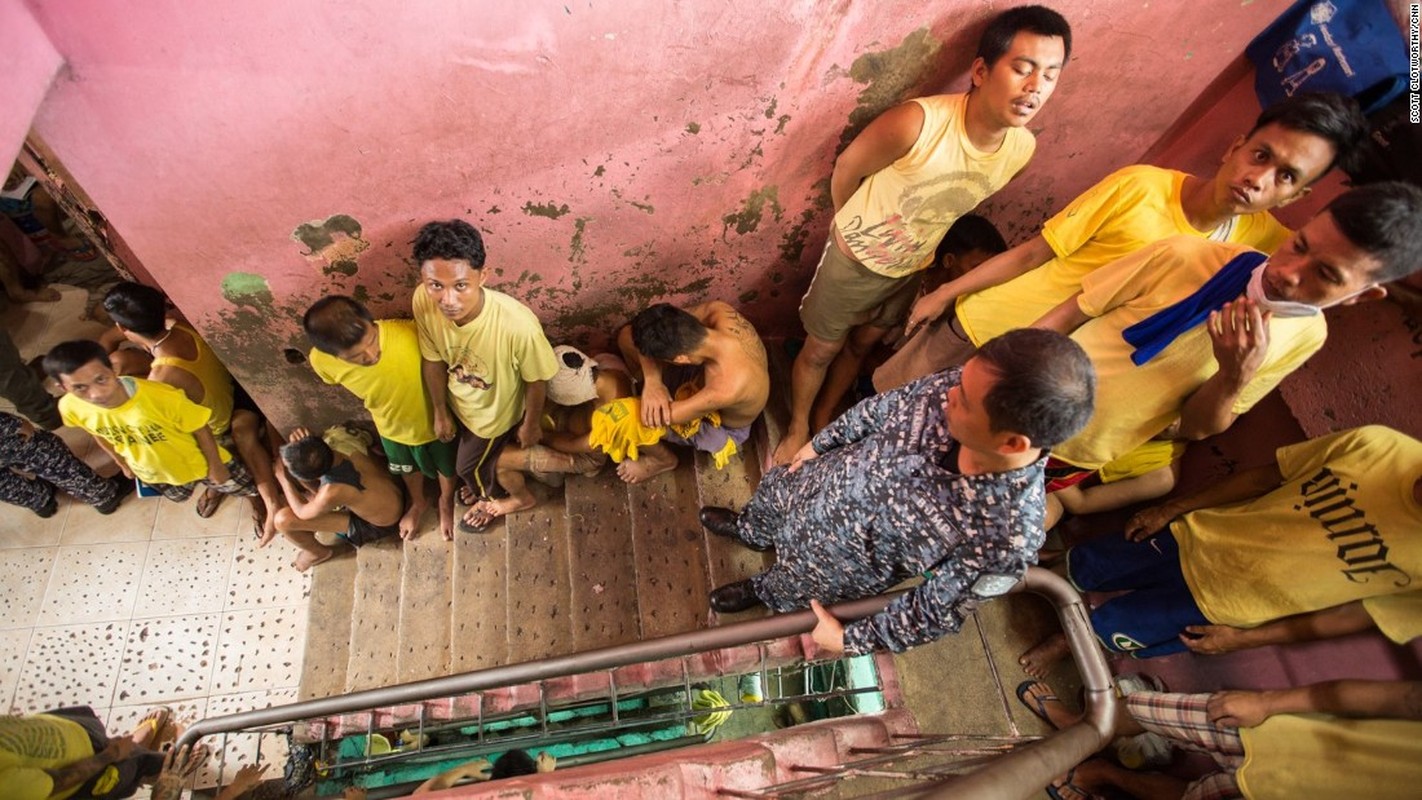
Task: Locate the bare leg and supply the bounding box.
[462,451,537,528]
[1044,492,1066,531]
[1060,464,1180,517]
[398,471,429,540]
[272,506,348,572]
[1072,758,1189,800]
[810,324,887,431]
[1019,632,1072,679]
[435,474,457,541]
[0,247,58,303]
[231,410,282,542]
[616,442,678,484]
[772,333,844,466]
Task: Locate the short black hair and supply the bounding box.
[412,220,487,270]
[1325,181,1422,284]
[303,295,376,356]
[976,5,1071,67]
[103,282,168,337]
[490,749,538,779]
[936,214,1008,265]
[972,328,1094,448]
[630,304,708,361]
[281,434,334,482]
[43,339,113,380]
[1247,92,1369,178]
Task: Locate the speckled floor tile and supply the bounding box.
[114,613,221,704]
[0,498,70,548]
[60,492,159,545]
[0,629,32,712]
[39,541,149,624]
[134,538,236,618]
[211,607,306,694]
[197,688,299,789]
[226,537,311,610]
[151,494,245,541]
[0,547,57,629]
[14,621,129,712]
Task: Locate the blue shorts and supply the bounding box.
[1067,531,1208,659]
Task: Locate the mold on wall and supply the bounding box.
[11,0,1298,430]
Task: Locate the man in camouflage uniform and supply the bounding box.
[703,328,1096,655]
[0,411,132,517]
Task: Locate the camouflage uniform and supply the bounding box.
[738,368,1046,654]
[0,411,121,513]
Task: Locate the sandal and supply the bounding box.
[194,487,225,518]
[130,706,173,748]
[1046,767,1098,800]
[1015,680,1061,730]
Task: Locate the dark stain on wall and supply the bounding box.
[291,213,370,277]
[685,122,701,134]
[836,27,943,153]
[721,186,783,236]
[522,201,572,219]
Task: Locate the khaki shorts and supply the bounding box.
[799,239,921,342]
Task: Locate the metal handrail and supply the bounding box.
[178,566,1117,800]
[176,592,898,748]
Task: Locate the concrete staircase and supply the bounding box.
[298,427,778,702]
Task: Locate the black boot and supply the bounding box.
[709,580,765,613]
[699,506,770,551]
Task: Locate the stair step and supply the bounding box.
[395,519,453,683]
[345,537,405,692]
[450,517,510,671]
[297,551,358,701]
[693,450,772,610]
[627,456,712,639]
[564,469,641,652]
[504,483,574,663]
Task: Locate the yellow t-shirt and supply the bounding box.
[413,287,559,437]
[834,93,1035,278]
[1051,236,1326,471]
[59,376,232,486]
[0,714,96,800]
[309,319,436,446]
[1175,426,1422,640]
[1237,714,1422,800]
[149,323,237,437]
[956,165,1290,346]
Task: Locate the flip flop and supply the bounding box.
[457,502,501,535]
[195,487,225,518]
[1046,767,1097,800]
[248,496,269,540]
[131,706,173,747]
[1015,680,1061,730]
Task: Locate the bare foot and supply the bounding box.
[457,485,479,506]
[129,706,172,747]
[292,546,335,573]
[463,496,535,529]
[438,507,455,542]
[770,425,809,468]
[616,448,678,484]
[1019,633,1071,679]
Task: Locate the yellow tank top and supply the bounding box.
[150,323,236,436]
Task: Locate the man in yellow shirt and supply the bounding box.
[1019,677,1422,800]
[1,706,173,800]
[412,220,558,533]
[772,5,1072,465]
[304,296,459,541]
[1020,425,1421,677]
[44,340,258,506]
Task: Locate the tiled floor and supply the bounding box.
[2,288,312,787]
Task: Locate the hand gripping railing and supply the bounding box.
[177,566,1114,799]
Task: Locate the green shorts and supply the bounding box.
[799,239,922,342]
[380,436,458,479]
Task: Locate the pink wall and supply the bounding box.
[0,0,61,171]
[14,0,1296,428]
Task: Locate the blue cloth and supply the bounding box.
[1121,251,1266,365]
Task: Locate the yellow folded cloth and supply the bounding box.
[588,387,723,463]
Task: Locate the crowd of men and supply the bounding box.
[3,5,1420,799]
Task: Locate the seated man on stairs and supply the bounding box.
[702,328,1095,656]
[611,302,769,483]
[272,426,408,572]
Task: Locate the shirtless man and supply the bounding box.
[271,427,407,572]
[614,302,769,483]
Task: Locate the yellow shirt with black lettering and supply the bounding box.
[413,287,558,438]
[956,165,1289,346]
[1174,426,1422,641]
[309,319,436,446]
[59,377,230,486]
[834,93,1034,278]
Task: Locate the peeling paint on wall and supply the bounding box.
[837,28,943,151]
[722,186,782,236]
[521,201,572,219]
[291,214,369,277]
